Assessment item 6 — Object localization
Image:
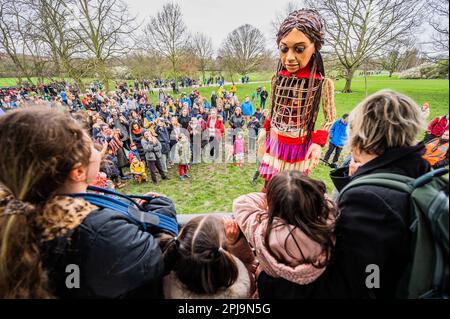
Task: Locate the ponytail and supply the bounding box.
[0,185,52,298]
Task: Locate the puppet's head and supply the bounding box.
[276,9,325,76]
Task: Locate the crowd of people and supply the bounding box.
[1,88,448,299]
[1,80,273,189]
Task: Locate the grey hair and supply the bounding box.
[347,90,426,155]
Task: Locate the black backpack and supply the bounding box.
[340,168,449,298]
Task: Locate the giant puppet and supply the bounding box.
[259,9,336,183]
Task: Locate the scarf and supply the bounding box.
[0,183,96,242]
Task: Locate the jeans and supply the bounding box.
[261,99,266,108]
[323,143,342,164]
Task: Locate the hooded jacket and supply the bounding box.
[233,193,330,286]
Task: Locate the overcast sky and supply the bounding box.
[126,0,435,51]
[127,0,297,48]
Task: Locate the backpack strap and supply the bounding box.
[69,186,178,236]
[339,173,414,201]
[339,168,449,200]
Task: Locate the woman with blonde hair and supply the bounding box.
[257,90,431,298]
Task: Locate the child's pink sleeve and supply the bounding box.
[232,192,268,248]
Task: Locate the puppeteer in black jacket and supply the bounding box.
[40,195,177,299]
[258,143,430,298]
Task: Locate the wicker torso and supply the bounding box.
[269,75,324,138]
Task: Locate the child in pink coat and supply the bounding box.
[232,170,337,287]
[233,131,245,166]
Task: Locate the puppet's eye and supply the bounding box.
[280,46,289,53]
[295,47,305,54]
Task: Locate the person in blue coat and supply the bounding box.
[240,96,253,121]
[181,93,192,108]
[323,113,349,168]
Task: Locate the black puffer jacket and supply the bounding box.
[41,196,177,299]
[258,144,430,299]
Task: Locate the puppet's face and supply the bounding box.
[279,28,315,73]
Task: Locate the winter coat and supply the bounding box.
[256,143,430,298]
[427,116,449,137]
[423,138,449,168]
[329,119,348,148]
[233,193,333,287]
[103,154,120,178]
[142,138,163,162]
[178,115,191,130]
[163,256,251,299]
[260,90,268,101]
[174,140,191,164]
[130,161,146,176]
[211,94,217,108]
[241,101,253,116]
[247,120,261,139]
[234,138,245,155]
[109,116,129,141]
[130,129,146,160]
[37,193,177,298]
[206,116,225,140]
[155,126,171,155]
[229,114,245,130]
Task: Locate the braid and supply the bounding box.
[276,9,325,50]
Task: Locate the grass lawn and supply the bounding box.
[121,76,449,214]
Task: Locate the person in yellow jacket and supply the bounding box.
[218,86,225,97]
[230,82,237,95]
[423,129,449,169]
[130,156,149,183]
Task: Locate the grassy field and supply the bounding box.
[121,76,448,214]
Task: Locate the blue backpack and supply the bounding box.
[70,186,179,236]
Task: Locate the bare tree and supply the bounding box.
[144,2,189,88]
[307,0,424,92]
[219,24,267,77]
[124,50,169,80]
[429,0,449,56]
[380,40,418,77]
[271,1,304,36]
[28,0,89,89]
[0,0,51,84]
[71,0,139,90]
[192,33,214,82]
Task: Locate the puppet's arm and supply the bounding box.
[310,78,336,147]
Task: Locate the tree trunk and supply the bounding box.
[172,59,177,92]
[343,68,355,93]
[98,59,109,91]
[388,71,393,77]
[364,64,368,97]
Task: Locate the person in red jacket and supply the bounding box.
[205,109,225,160]
[424,114,449,142]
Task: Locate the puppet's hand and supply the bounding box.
[305,143,322,171]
